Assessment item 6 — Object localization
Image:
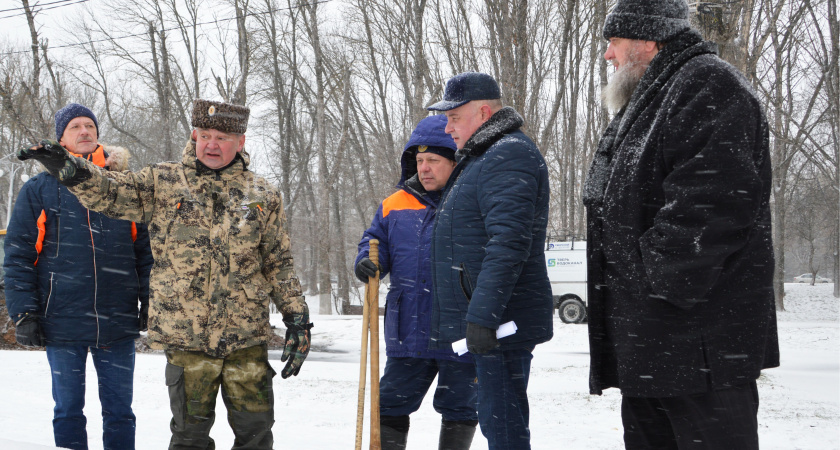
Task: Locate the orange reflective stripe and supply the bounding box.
[382,190,426,218]
[131,222,137,242]
[34,209,46,266]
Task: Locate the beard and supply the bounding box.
[601,54,648,113]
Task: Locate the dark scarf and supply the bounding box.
[583,30,717,210]
[456,106,525,162]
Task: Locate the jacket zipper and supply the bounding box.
[459,262,474,302]
[86,210,100,347]
[44,273,55,317]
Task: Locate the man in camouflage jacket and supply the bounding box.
[18,99,312,450]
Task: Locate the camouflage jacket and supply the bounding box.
[67,140,307,357]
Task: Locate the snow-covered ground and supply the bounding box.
[0,283,837,449]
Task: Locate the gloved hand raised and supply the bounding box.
[354,257,380,283]
[466,322,499,354]
[18,140,92,187]
[280,312,314,378]
[18,140,70,175]
[15,314,45,348]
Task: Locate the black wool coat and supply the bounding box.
[583,30,780,397]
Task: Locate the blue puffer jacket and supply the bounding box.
[4,146,153,347]
[356,115,469,362]
[431,107,554,351]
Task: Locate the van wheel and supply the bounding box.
[559,298,586,324]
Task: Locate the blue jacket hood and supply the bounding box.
[399,115,457,186]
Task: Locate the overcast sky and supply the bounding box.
[1,0,91,50]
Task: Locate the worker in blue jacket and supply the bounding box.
[355,114,477,450]
[4,103,153,450]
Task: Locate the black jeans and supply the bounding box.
[622,381,760,450]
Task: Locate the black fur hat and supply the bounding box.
[603,0,691,42]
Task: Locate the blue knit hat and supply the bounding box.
[399,115,457,186]
[55,103,99,140]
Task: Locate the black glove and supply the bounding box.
[15,314,45,348]
[139,303,149,332]
[280,312,314,378]
[18,140,91,187]
[18,140,70,174]
[354,257,380,283]
[466,322,499,354]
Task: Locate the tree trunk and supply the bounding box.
[302,0,333,314]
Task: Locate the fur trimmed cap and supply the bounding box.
[603,0,691,42]
[55,103,99,140]
[191,99,250,134]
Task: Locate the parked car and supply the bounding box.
[793,273,832,283]
[545,241,587,324]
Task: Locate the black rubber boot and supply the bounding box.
[438,419,478,450]
[380,415,410,450]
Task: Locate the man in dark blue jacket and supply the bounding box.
[355,115,477,450]
[427,72,553,450]
[4,103,153,450]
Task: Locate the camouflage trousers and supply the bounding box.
[165,345,276,450]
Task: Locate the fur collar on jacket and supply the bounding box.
[101,144,131,171]
[179,140,250,174]
[456,106,525,162]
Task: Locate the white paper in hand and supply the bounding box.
[451,321,517,356]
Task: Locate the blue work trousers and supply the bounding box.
[473,347,534,450]
[379,356,478,422]
[45,339,137,450]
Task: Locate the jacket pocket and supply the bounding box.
[458,263,474,302]
[164,361,186,427]
[241,283,271,331]
[384,289,403,343]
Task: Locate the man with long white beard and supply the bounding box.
[583,1,779,449]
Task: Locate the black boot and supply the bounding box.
[381,415,410,450]
[438,419,478,450]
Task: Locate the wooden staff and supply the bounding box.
[355,239,381,450]
[368,240,381,450]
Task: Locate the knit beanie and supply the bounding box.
[55,103,99,140]
[603,0,691,42]
[416,145,456,161]
[191,99,250,134]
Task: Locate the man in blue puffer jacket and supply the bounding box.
[427,72,554,450]
[355,115,477,450]
[4,103,153,450]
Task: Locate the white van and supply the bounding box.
[545,241,587,323]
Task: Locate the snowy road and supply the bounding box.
[0,283,836,449]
